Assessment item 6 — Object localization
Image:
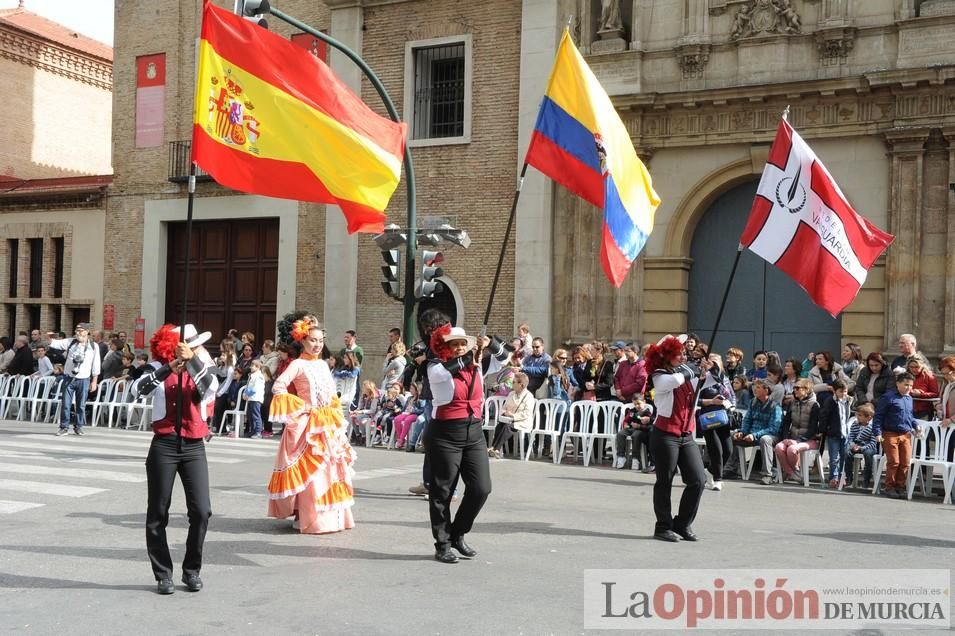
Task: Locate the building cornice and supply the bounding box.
[0,26,111,90]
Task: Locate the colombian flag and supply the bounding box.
[191,1,406,234]
[525,30,659,286]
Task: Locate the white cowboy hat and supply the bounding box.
[442,326,476,350]
[173,324,212,349]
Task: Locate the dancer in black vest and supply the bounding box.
[425,326,509,563]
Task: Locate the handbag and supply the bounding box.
[697,409,729,431]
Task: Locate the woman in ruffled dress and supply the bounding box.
[267,314,356,534]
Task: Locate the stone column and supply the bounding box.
[942,128,955,354]
[322,4,363,340]
[883,129,930,347]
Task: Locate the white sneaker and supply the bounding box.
[712,481,723,491]
[292,519,300,530]
[613,456,627,469]
[705,475,715,490]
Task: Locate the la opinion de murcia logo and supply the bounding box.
[206,69,262,153]
[775,163,807,214]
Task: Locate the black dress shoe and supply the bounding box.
[157,578,175,595]
[653,530,681,542]
[181,573,203,592]
[451,536,477,558]
[674,527,698,542]
[434,548,459,564]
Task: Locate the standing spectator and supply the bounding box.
[0,336,13,372]
[275,343,293,378]
[381,341,407,391]
[334,351,361,412]
[239,331,257,356]
[724,347,746,383]
[615,343,648,402]
[847,404,878,490]
[734,379,782,485]
[699,355,734,491]
[92,330,108,361]
[873,372,922,499]
[34,345,54,377]
[906,355,939,420]
[6,335,35,376]
[819,379,853,488]
[101,337,126,380]
[236,342,255,374]
[29,328,46,352]
[46,332,67,366]
[211,339,236,434]
[387,327,402,352]
[854,352,893,407]
[117,331,133,356]
[47,323,101,435]
[683,333,699,357]
[244,359,265,439]
[809,351,853,407]
[258,339,280,377]
[571,346,596,401]
[774,379,821,483]
[227,328,242,354]
[841,343,864,380]
[890,333,922,373]
[517,323,533,357]
[340,330,364,365]
[521,337,551,395]
[937,357,955,428]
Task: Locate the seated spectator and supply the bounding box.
[381,341,407,391]
[392,383,425,450]
[490,352,521,398]
[488,372,536,459]
[841,343,864,381]
[854,352,893,407]
[906,354,939,420]
[774,379,821,482]
[571,345,597,401]
[846,403,878,489]
[745,350,769,382]
[798,351,815,378]
[333,351,361,412]
[119,351,135,378]
[732,375,751,410]
[938,356,955,428]
[781,358,801,406]
[614,343,647,402]
[594,346,617,401]
[126,353,151,382]
[34,345,53,377]
[819,379,853,488]
[349,381,380,444]
[724,347,746,383]
[6,335,34,376]
[100,337,125,380]
[546,354,573,403]
[873,372,922,499]
[258,339,280,377]
[373,382,404,445]
[765,365,785,406]
[0,336,14,372]
[733,378,782,485]
[521,338,551,395]
[615,393,655,472]
[809,351,853,407]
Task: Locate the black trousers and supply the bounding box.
[702,425,733,481]
[145,435,211,580]
[650,429,705,534]
[424,418,492,550]
[490,420,516,450]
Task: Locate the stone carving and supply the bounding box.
[599,0,623,32]
[730,0,802,40]
[816,26,856,65]
[678,44,711,79]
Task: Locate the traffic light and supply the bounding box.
[240,0,270,29]
[417,250,444,298]
[381,249,401,300]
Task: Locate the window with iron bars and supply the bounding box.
[411,43,466,140]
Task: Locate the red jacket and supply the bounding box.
[614,359,648,400]
[911,370,939,417]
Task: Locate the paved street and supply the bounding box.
[0,420,953,635]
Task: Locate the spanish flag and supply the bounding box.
[525,30,659,287]
[191,1,406,234]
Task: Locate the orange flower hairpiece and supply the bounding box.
[291,319,311,342]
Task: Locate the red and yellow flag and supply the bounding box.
[191,1,406,234]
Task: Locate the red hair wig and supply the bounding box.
[645,336,685,374]
[429,323,454,362]
[150,324,180,364]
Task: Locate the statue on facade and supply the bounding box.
[730,2,753,39]
[730,0,802,40]
[599,0,623,32]
[774,0,801,33]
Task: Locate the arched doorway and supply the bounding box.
[687,180,841,361]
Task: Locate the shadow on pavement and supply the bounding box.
[796,531,955,549]
[0,572,153,591]
[361,518,647,541]
[547,475,653,488]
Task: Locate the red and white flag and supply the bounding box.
[740,119,894,317]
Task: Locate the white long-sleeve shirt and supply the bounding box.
[48,337,100,380]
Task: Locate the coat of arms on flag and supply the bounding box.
[740,118,894,317]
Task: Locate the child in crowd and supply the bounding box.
[846,403,877,489]
[373,383,404,445]
[746,351,769,382]
[614,393,654,470]
[33,345,53,377]
[724,347,747,383]
[392,383,425,449]
[333,351,360,416]
[222,367,244,436]
[820,378,853,488]
[349,381,380,445]
[732,375,751,410]
[245,359,265,439]
[872,372,922,499]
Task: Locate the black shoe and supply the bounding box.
[674,527,698,542]
[157,578,175,595]
[55,428,70,436]
[73,428,84,437]
[451,536,477,558]
[181,573,203,592]
[653,530,681,542]
[434,548,459,564]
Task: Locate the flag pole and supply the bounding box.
[174,163,198,450]
[480,163,528,338]
[267,7,418,346]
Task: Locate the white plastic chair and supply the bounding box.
[482,396,506,446]
[220,392,249,437]
[906,421,955,503]
[586,401,625,467]
[558,400,598,465]
[0,374,11,418]
[36,377,64,423]
[104,379,133,428]
[524,399,569,463]
[87,378,118,427]
[27,376,57,422]
[124,377,153,430]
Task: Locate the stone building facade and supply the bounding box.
[107,0,955,369]
[0,5,112,336]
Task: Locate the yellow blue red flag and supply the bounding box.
[525,29,659,286]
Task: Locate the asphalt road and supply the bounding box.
[0,421,953,635]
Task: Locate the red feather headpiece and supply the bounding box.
[645,335,685,374]
[150,324,180,364]
[429,323,454,362]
